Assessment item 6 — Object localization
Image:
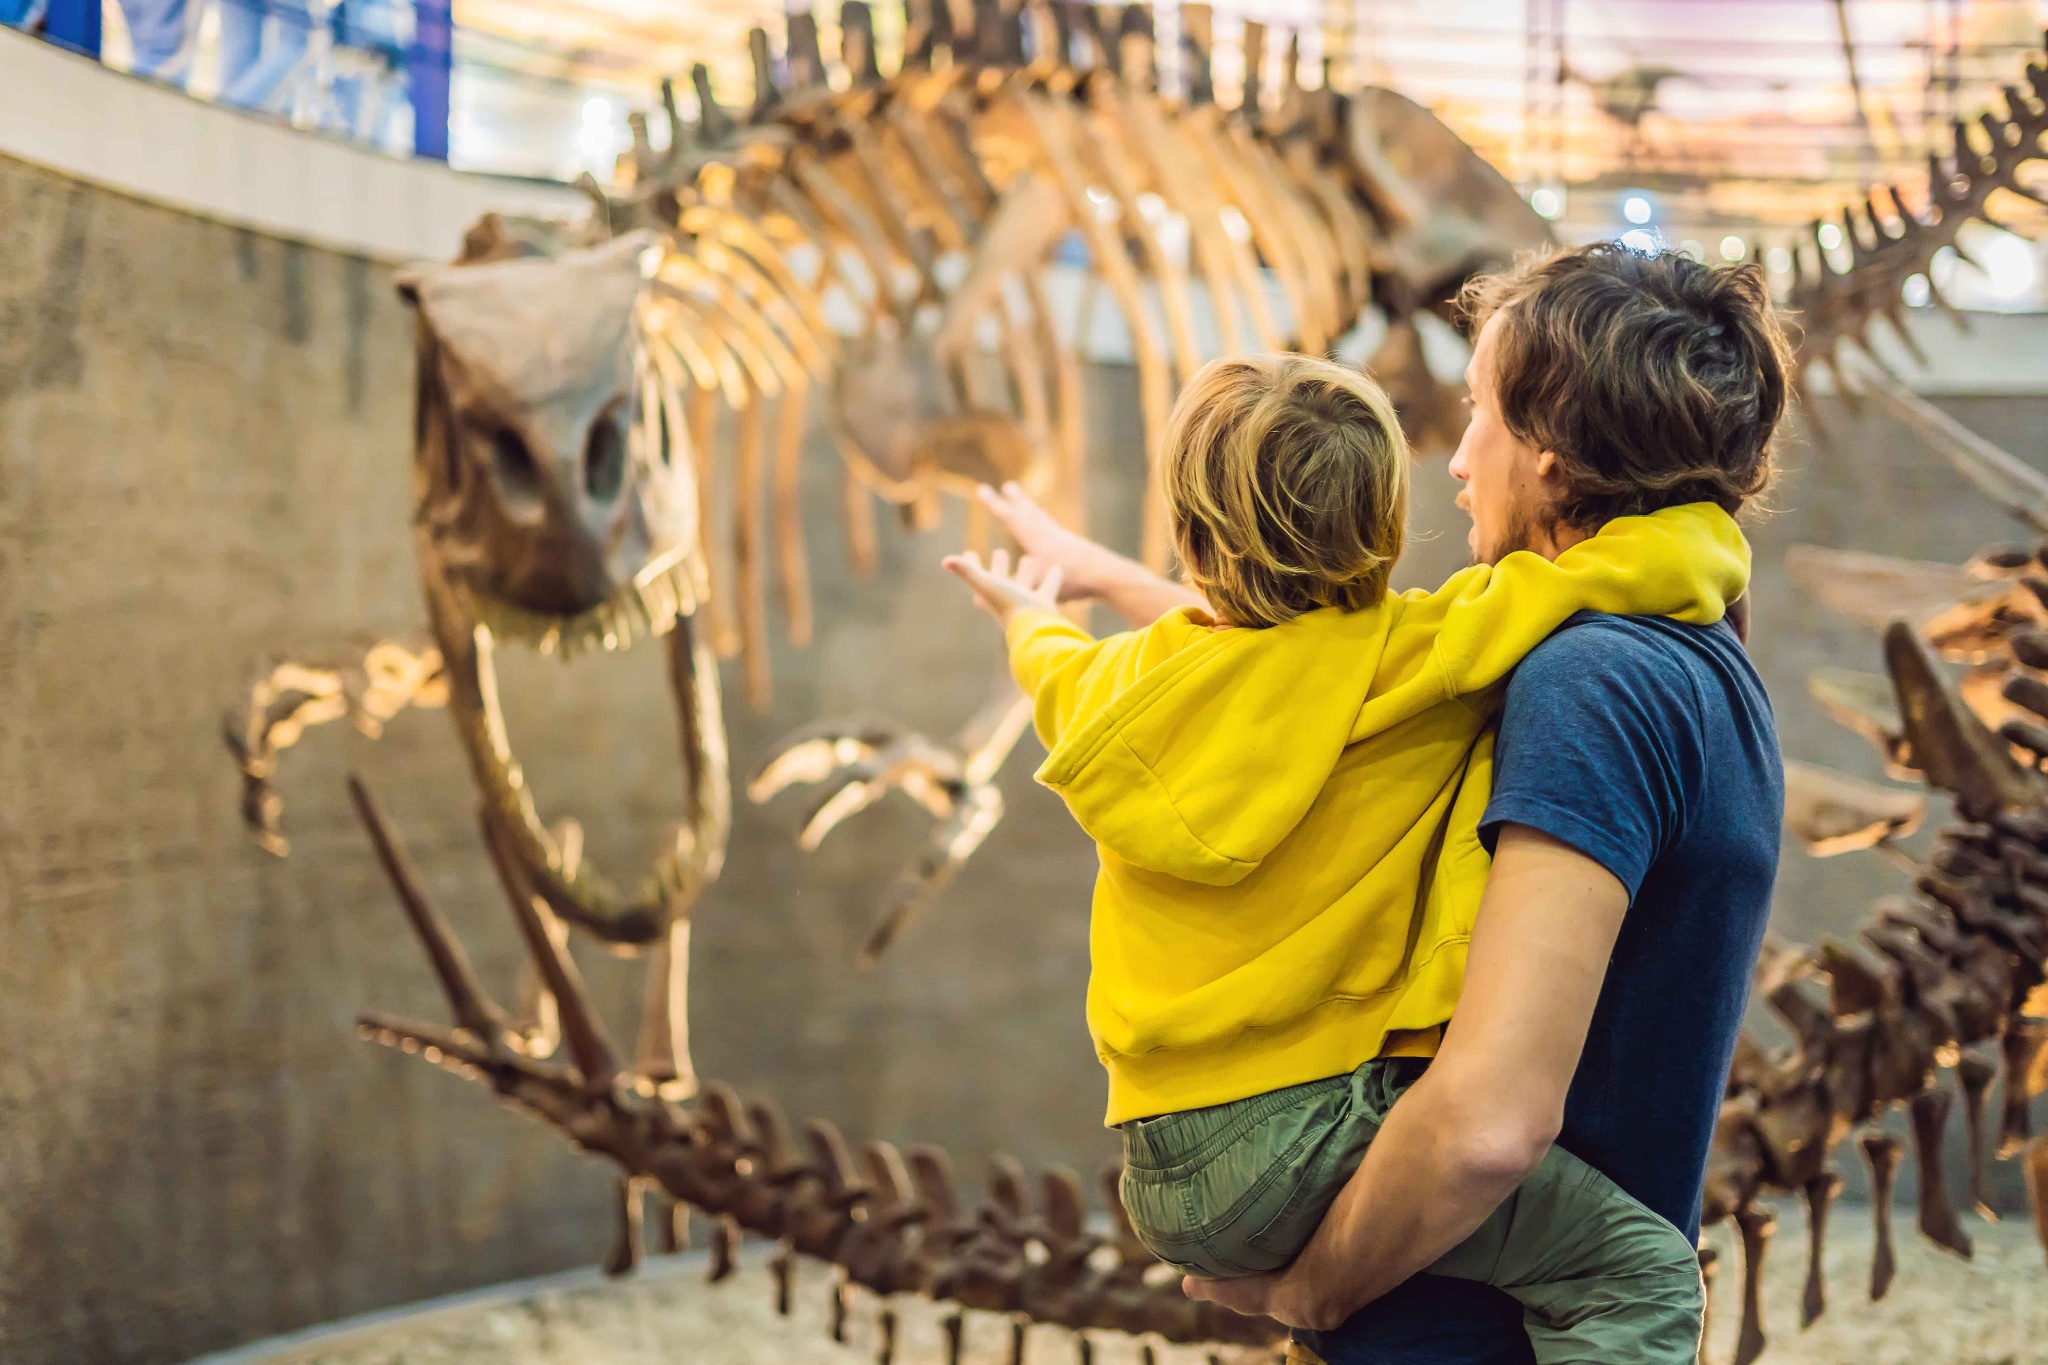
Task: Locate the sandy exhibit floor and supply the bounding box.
[197,1206,2047,1365]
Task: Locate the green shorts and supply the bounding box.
[1118,1058,1703,1365]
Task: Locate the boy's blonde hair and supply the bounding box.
[1162,354,1409,629]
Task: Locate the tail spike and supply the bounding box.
[658,78,685,166]
[748,1095,808,1180]
[1038,1164,1089,1242]
[346,776,507,1044]
[863,1139,921,1215]
[841,2,881,86]
[806,1118,871,1206]
[903,0,949,68]
[986,1154,1032,1229]
[1843,204,1870,256]
[692,63,734,144]
[1953,117,1986,177]
[698,1080,758,1146]
[1242,19,1267,114]
[786,8,826,90]
[748,28,780,120]
[909,1143,965,1225]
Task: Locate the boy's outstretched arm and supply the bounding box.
[1183,825,1630,1331]
[943,548,1065,627]
[976,483,1205,628]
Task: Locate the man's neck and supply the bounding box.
[1533,520,1595,560]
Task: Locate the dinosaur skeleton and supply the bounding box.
[1688,33,2048,1362]
[223,11,2048,1364]
[225,3,1550,1361]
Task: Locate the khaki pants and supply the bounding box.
[1119,1059,1703,1365]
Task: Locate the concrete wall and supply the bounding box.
[4,144,2047,1364]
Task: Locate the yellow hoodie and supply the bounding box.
[1004,503,1751,1125]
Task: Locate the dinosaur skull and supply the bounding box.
[401,230,703,648]
[395,230,727,966]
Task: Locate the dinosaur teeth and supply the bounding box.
[459,560,700,660]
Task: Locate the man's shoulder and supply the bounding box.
[1507,611,1743,710]
[1524,609,1743,667]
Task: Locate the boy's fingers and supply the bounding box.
[1042,565,1064,601]
[990,548,1012,579]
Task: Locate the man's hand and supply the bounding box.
[1182,1268,1334,1332]
[942,548,1064,628]
[975,482,1206,628]
[1180,826,1632,1333]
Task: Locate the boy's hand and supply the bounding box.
[943,549,1065,628]
[975,483,1121,604]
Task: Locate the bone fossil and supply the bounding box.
[224,3,1549,1360]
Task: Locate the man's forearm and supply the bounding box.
[1183,828,1630,1332]
[1280,1065,1539,1327]
[1089,551,1205,628]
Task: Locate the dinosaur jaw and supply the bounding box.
[424,539,730,952]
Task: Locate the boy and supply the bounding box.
[944,353,1741,1363]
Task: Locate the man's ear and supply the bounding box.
[1533,448,1560,478]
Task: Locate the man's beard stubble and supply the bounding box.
[1470,501,1565,566]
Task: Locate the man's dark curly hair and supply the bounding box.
[1459,243,1793,528]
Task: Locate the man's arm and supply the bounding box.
[1183,824,1630,1331]
[975,482,1204,628]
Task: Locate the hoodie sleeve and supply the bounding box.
[1357,502,1751,735]
[1005,609,1120,749]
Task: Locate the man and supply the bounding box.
[979,243,1788,1362]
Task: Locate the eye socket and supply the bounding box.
[585,410,627,501]
[491,427,543,500]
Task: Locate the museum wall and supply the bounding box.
[4,146,2047,1364]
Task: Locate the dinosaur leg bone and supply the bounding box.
[1860,1130,1901,1300]
[1908,1086,1974,1257]
[2027,1135,2048,1263]
[1958,1050,1999,1218]
[1800,1170,1843,1328]
[1732,1203,1775,1365]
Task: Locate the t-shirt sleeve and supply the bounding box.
[1479,620,1699,897]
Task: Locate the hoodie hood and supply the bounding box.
[1034,605,1401,886]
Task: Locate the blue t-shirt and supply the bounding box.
[1308,611,1782,1364]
